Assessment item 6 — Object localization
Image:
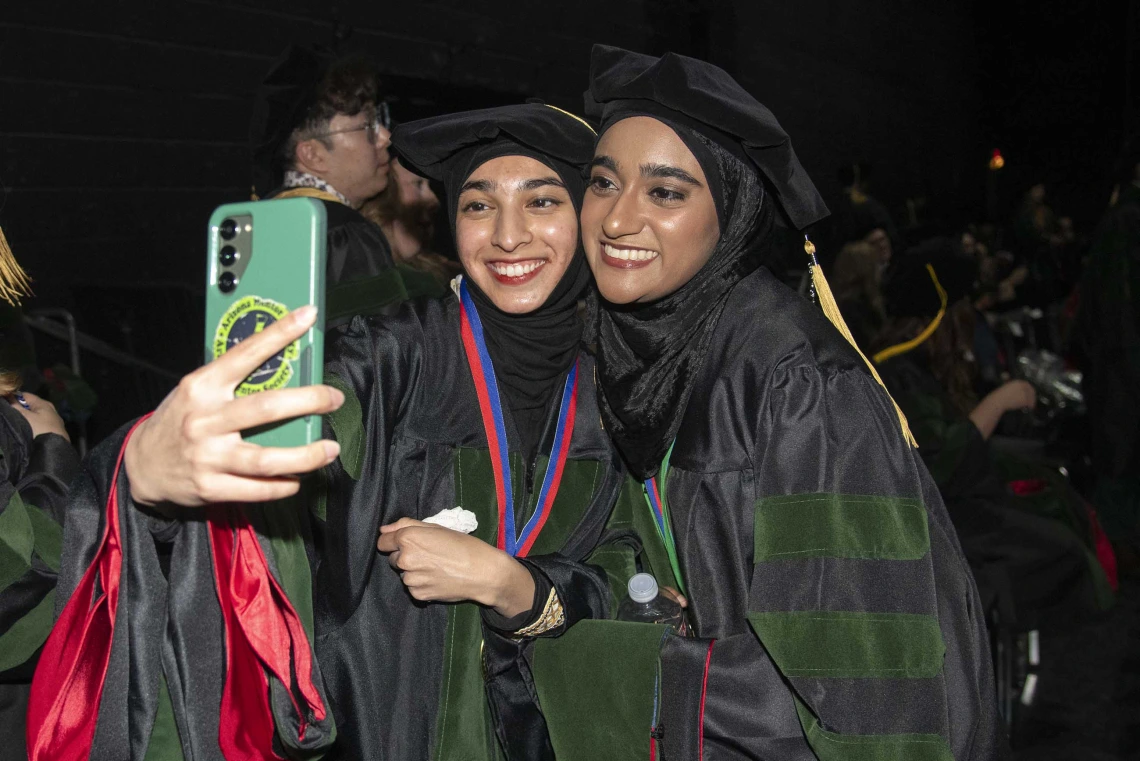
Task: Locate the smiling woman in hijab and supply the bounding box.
[28,103,650,761]
[533,45,1004,761]
[321,101,637,760]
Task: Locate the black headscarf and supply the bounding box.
[584,46,827,479]
[393,103,595,460]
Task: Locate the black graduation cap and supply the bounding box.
[392,102,598,229]
[249,45,331,198]
[392,101,596,185]
[584,45,829,231]
[883,239,978,320]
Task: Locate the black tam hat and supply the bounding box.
[249,45,330,199]
[883,239,978,320]
[394,101,597,229]
[872,239,978,365]
[392,102,598,463]
[585,44,829,230]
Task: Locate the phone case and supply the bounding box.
[205,198,327,448]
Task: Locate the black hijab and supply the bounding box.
[584,46,828,479]
[393,103,595,460]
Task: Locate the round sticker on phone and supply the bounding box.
[213,296,298,396]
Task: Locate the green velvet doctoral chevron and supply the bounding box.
[396,264,450,300]
[793,696,954,761]
[747,611,945,679]
[324,374,364,480]
[26,503,62,572]
[754,493,929,562]
[0,590,55,672]
[0,489,34,594]
[0,501,65,672]
[325,269,409,325]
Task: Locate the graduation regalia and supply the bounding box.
[30,102,640,761]
[27,419,337,761]
[250,46,403,325]
[0,228,80,757]
[1073,179,1140,541]
[312,101,642,761]
[0,402,79,757]
[875,251,1114,630]
[531,45,1004,761]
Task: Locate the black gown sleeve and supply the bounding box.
[732,364,1003,760]
[0,402,80,680]
[314,314,416,629]
[35,416,336,760]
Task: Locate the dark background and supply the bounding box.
[0,0,1135,439]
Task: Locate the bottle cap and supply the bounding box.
[627,573,659,604]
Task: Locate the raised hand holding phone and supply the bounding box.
[124,304,343,506]
[125,196,339,507]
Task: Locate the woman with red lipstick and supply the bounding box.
[31,103,651,761]
[313,102,658,761]
[538,45,1005,760]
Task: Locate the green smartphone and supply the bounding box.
[205,198,327,448]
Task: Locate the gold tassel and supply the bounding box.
[0,226,34,306]
[805,237,918,449]
[871,264,947,365]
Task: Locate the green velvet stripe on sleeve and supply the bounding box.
[0,589,55,671]
[0,489,34,594]
[754,493,929,562]
[324,374,364,480]
[793,696,954,761]
[747,611,945,679]
[325,269,409,324]
[26,504,62,572]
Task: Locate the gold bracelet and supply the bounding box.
[512,588,565,638]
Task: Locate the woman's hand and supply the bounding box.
[124,305,344,507]
[659,586,688,609]
[9,392,70,442]
[377,518,535,617]
[969,379,1037,440]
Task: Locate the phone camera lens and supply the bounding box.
[219,245,237,267]
[219,271,237,293]
[219,219,238,240]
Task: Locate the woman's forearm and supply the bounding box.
[488,554,538,618]
[968,394,1006,440]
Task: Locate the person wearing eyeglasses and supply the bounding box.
[251,46,404,322]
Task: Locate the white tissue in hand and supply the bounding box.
[423,506,478,534]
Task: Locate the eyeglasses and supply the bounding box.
[312,101,391,143]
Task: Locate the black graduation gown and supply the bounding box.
[1073,184,1140,534]
[315,295,630,760]
[535,268,1005,761]
[0,403,79,755]
[35,295,635,761]
[40,426,336,761]
[264,190,408,325]
[877,355,1113,629]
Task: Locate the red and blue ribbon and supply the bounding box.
[457,277,578,558]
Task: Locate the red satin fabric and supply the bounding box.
[27,414,152,761]
[26,412,327,761]
[207,504,326,760]
[1085,503,1119,591]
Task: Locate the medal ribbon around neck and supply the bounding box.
[456,276,579,557]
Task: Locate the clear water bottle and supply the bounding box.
[617,573,687,635]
